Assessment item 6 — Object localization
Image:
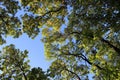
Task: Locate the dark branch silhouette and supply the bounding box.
[37,5,66,19]
[69,31,120,55]
[63,53,104,70]
[65,68,81,80]
[101,38,120,55]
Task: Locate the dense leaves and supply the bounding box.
[25,0,120,79]
[0,0,40,43]
[0,45,49,80]
[27,67,49,80]
[0,0,120,80]
[0,44,30,80]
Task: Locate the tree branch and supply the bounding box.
[14,58,28,80]
[101,38,120,55]
[62,53,104,70]
[19,66,28,80]
[38,5,66,19]
[80,53,104,70]
[69,31,120,55]
[65,68,81,80]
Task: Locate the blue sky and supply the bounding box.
[3,33,51,71]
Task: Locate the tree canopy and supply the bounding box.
[0,0,120,80]
[0,44,49,80]
[27,67,49,80]
[0,44,30,79]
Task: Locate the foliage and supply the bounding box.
[0,0,49,80]
[0,44,30,80]
[0,0,120,80]
[21,0,120,79]
[0,0,40,42]
[0,44,49,80]
[27,67,49,80]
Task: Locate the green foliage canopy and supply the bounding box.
[22,0,120,79]
[0,44,30,80]
[0,0,120,80]
[27,67,49,80]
